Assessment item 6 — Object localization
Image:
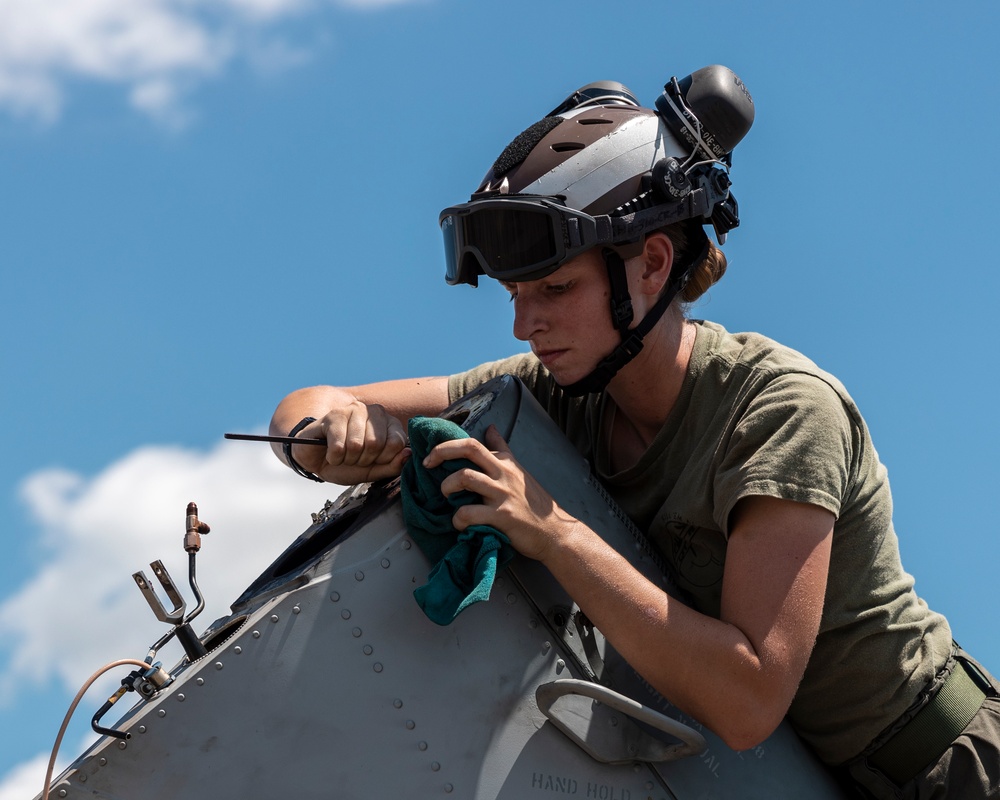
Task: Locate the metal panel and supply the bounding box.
[40,375,848,800]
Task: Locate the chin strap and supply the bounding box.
[559,238,705,398]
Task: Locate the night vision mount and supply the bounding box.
[654,65,754,242]
[552,65,755,244]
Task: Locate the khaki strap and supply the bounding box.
[869,661,986,785]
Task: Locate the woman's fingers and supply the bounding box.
[439,463,500,500]
[285,401,411,483]
[320,402,397,467]
[424,432,509,475]
[376,415,409,465]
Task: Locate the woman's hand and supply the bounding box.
[270,378,449,484]
[270,384,432,485]
[423,425,579,561]
[292,394,410,484]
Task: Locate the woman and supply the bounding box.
[269,67,999,798]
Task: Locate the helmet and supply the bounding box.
[439,65,754,395]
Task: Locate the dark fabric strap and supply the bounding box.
[867,659,987,785]
[283,417,324,483]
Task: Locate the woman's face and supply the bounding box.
[501,249,621,386]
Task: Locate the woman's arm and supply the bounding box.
[552,493,833,751]
[269,377,451,484]
[426,427,834,751]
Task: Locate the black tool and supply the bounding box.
[224,433,327,446]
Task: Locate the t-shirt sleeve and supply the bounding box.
[713,371,855,536]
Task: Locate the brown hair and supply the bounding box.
[661,221,728,303]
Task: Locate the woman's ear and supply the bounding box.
[637,232,674,295]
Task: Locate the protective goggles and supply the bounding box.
[439,196,621,286]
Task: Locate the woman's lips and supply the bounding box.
[533,348,567,368]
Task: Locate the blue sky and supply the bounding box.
[2,0,999,794]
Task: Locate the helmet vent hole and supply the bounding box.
[576,118,614,126]
[551,142,586,153]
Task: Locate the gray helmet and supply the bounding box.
[440,65,754,395]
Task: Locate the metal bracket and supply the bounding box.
[133,560,187,624]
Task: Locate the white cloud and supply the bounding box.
[0,752,49,800]
[1,438,340,703]
[0,438,342,797]
[0,0,418,125]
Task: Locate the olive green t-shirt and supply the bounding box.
[448,319,952,765]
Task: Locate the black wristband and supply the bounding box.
[283,417,324,483]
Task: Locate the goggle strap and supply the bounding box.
[609,192,705,242]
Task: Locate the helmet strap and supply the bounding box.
[559,239,704,397]
[603,248,635,335]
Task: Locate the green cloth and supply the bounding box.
[400,416,514,626]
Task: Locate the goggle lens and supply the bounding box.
[442,202,568,285]
[464,207,557,274]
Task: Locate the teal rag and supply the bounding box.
[400,417,514,625]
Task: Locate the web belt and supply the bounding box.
[867,658,987,785]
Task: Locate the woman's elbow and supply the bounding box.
[715,717,782,753]
[704,683,790,752]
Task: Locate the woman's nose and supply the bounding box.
[511,294,544,342]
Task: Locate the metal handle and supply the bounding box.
[536,679,706,764]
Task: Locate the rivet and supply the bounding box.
[252,630,261,638]
[610,716,619,728]
[341,609,351,620]
[58,790,67,797]
[233,646,242,655]
[117,740,127,750]
[352,627,362,638]
[405,720,415,730]
[177,693,186,702]
[78,773,87,782]
[99,757,107,766]
[215,661,224,670]
[363,645,373,655]
[646,781,654,789]
[373,662,383,673]
[542,641,551,652]
[292,605,301,614]
[431,762,441,772]
[418,741,428,751]
[556,659,566,671]
[138,725,147,734]
[528,618,538,629]
[158,709,167,717]
[495,576,505,588]
[506,593,516,605]
[393,699,403,709]
[444,783,454,793]
[330,592,341,602]
[402,540,412,550]
[355,571,365,582]
[196,678,205,686]
[380,558,390,569]
[270,614,279,623]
